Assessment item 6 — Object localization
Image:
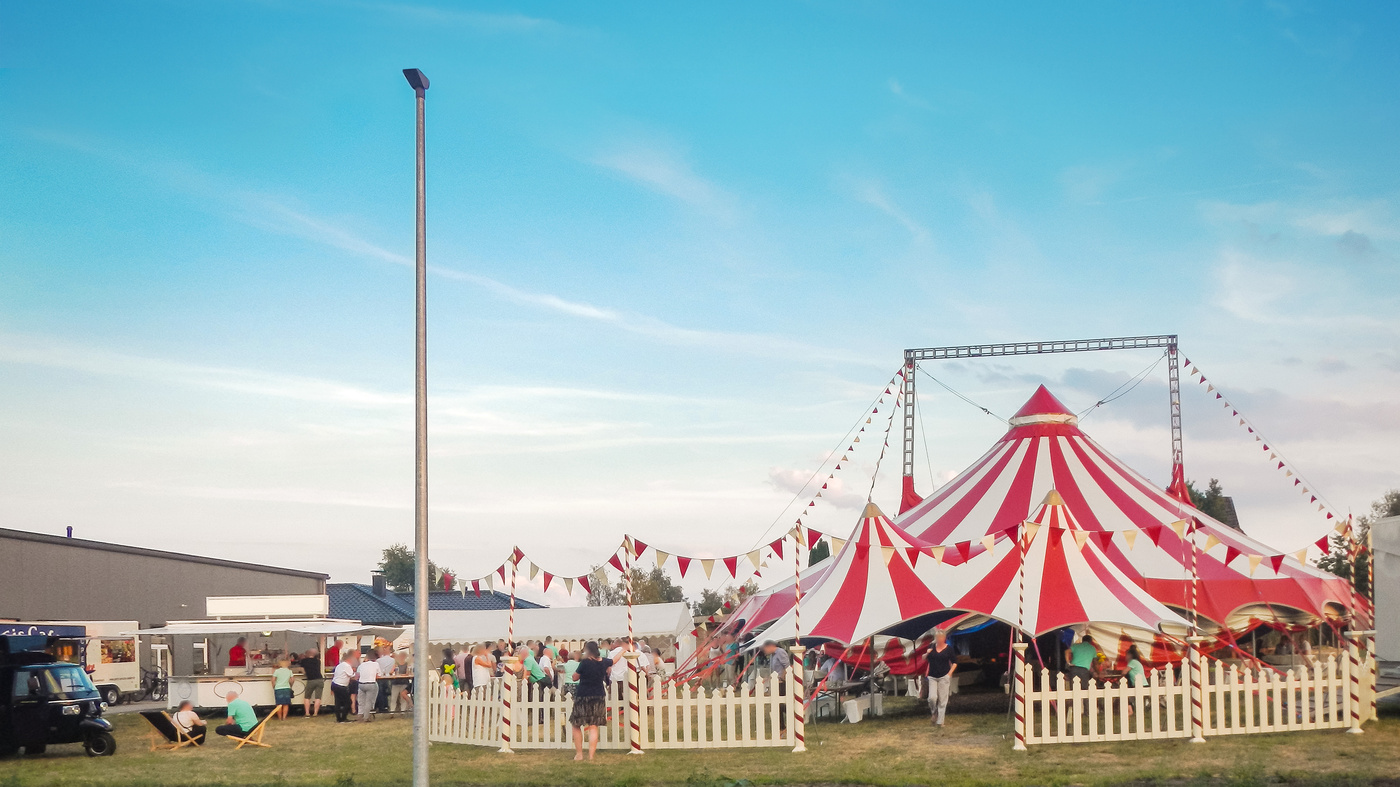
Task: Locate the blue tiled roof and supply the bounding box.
[327,584,544,624]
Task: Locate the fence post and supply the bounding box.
[497,657,517,753]
[624,650,645,754]
[789,645,806,753]
[1186,635,1207,743]
[1361,629,1378,724]
[1346,632,1364,734]
[1012,643,1028,751]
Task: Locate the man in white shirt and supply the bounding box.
[375,650,396,713]
[331,653,357,723]
[356,651,381,722]
[607,639,628,682]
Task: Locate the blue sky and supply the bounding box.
[1,1,1397,602]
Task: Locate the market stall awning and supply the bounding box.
[127,618,400,637]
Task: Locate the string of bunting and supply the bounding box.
[1181,355,1351,557]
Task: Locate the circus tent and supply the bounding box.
[897,385,1354,630]
[757,495,1190,646]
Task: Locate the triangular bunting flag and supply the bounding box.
[723,556,739,577]
[1024,522,1041,543]
[1315,535,1329,554]
[702,559,715,579]
[1269,554,1285,574]
[1145,525,1163,546]
[608,554,624,572]
[1092,531,1114,550]
[497,565,507,582]
[832,537,847,552]
[1071,530,1091,551]
[542,572,553,593]
[981,534,996,553]
[881,546,896,566]
[1122,529,1137,550]
[769,539,784,559]
[746,550,761,570]
[632,538,648,557]
[1293,549,1308,565]
[564,577,574,595]
[1204,534,1221,552]
[677,556,691,577]
[1168,519,1188,538]
[1247,554,1263,576]
[578,575,591,595]
[1225,545,1241,565]
[807,528,821,550]
[655,549,669,566]
[484,575,494,592]
[955,541,972,561]
[930,545,945,564]
[528,562,539,581]
[907,547,921,567]
[471,579,481,597]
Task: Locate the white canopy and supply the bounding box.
[128,618,400,638]
[428,602,694,660]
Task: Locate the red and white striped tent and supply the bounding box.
[950,490,1191,637]
[756,502,952,645]
[898,385,1355,631]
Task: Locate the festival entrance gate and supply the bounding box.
[427,667,798,751]
[1011,632,1379,746]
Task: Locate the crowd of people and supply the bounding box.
[433,636,669,698]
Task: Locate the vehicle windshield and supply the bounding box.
[14,665,99,700]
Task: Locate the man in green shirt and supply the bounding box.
[216,690,259,739]
[1065,634,1100,687]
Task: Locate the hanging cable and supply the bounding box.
[1077,351,1168,421]
[916,364,1008,423]
[917,390,935,490]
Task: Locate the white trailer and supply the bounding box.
[15,620,142,705]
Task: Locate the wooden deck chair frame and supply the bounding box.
[230,712,273,749]
[142,711,201,751]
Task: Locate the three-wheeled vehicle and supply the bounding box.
[0,635,115,757]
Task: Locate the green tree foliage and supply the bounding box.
[808,539,831,565]
[691,580,759,617]
[1317,489,1400,597]
[586,565,687,607]
[377,543,454,592]
[1186,478,1235,525]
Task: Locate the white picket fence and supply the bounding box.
[427,667,796,750]
[1013,635,1377,747]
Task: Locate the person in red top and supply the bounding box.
[228,637,248,669]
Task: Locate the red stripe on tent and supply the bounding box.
[906,441,1019,531]
[817,521,874,642]
[986,436,1042,536]
[1035,524,1088,634]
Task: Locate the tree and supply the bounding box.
[1186,478,1238,528]
[691,580,759,617]
[377,543,454,592]
[1317,489,1399,598]
[808,539,831,566]
[586,566,687,607]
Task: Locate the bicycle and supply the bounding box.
[138,666,168,703]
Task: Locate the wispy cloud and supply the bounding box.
[851,179,930,242]
[887,78,929,109]
[335,1,563,34]
[591,144,734,219]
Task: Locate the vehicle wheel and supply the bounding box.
[150,679,167,702]
[24,744,46,755]
[102,686,121,706]
[84,732,116,757]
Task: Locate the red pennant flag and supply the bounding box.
[1232,410,1238,416]
[1092,531,1114,550]
[1269,554,1285,573]
[1277,461,1285,470]
[1216,393,1222,399]
[512,547,525,564]
[1225,546,1240,565]
[1325,512,1334,520]
[1145,525,1163,546]
[472,579,481,597]
[834,464,842,470]
[808,501,815,508]
[608,553,624,572]
[497,565,506,582]
[633,539,648,556]
[577,575,592,595]
[722,600,732,611]
[677,556,692,577]
[1247,427,1254,433]
[1048,528,1064,547]
[1262,444,1269,451]
[1315,535,1330,554]
[722,556,738,577]
[955,541,972,561]
[884,388,892,395]
[807,529,821,549]
[1294,479,1301,486]
[542,572,553,593]
[906,547,921,567]
[769,538,784,559]
[872,408,878,414]
[1310,495,1317,503]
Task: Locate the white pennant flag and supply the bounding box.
[484,575,494,592]
[747,550,761,570]
[528,562,539,581]
[563,577,574,595]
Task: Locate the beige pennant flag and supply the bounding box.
[563,577,574,595]
[930,545,945,564]
[1255,435,1262,442]
[841,455,850,461]
[1071,530,1091,551]
[1247,554,1263,576]
[1318,503,1326,512]
[528,562,539,581]
[866,417,872,424]
[701,559,715,579]
[1334,521,1349,534]
[1239,419,1246,426]
[655,549,669,566]
[1293,548,1308,564]
[1300,487,1308,494]
[1204,534,1221,552]
[1285,470,1293,477]
[1023,522,1041,543]
[881,546,896,566]
[747,550,761,570]
[831,537,847,553]
[981,534,996,553]
[1168,519,1188,538]
[1269,452,1277,461]
[594,568,609,587]
[1122,529,1138,550]
[853,436,860,443]
[815,491,822,498]
[484,575,494,592]
[1191,366,1199,375]
[1206,384,1214,392]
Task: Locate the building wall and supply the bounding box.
[1374,515,1400,662]
[0,531,326,629]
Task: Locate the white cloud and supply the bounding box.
[851,179,929,242]
[591,145,734,218]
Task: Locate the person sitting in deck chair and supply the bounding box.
[215,690,258,739]
[172,700,207,744]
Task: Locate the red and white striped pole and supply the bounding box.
[1185,522,1205,743]
[1013,521,1029,751]
[1346,631,1364,734]
[623,538,643,754]
[791,525,807,753]
[498,557,517,754]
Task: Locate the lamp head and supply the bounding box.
[403,68,430,95]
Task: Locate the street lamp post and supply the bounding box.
[403,66,430,787]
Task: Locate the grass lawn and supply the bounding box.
[1,695,1396,786]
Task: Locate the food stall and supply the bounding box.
[130,595,402,710]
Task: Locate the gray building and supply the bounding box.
[1374,514,1400,662]
[0,527,327,628]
